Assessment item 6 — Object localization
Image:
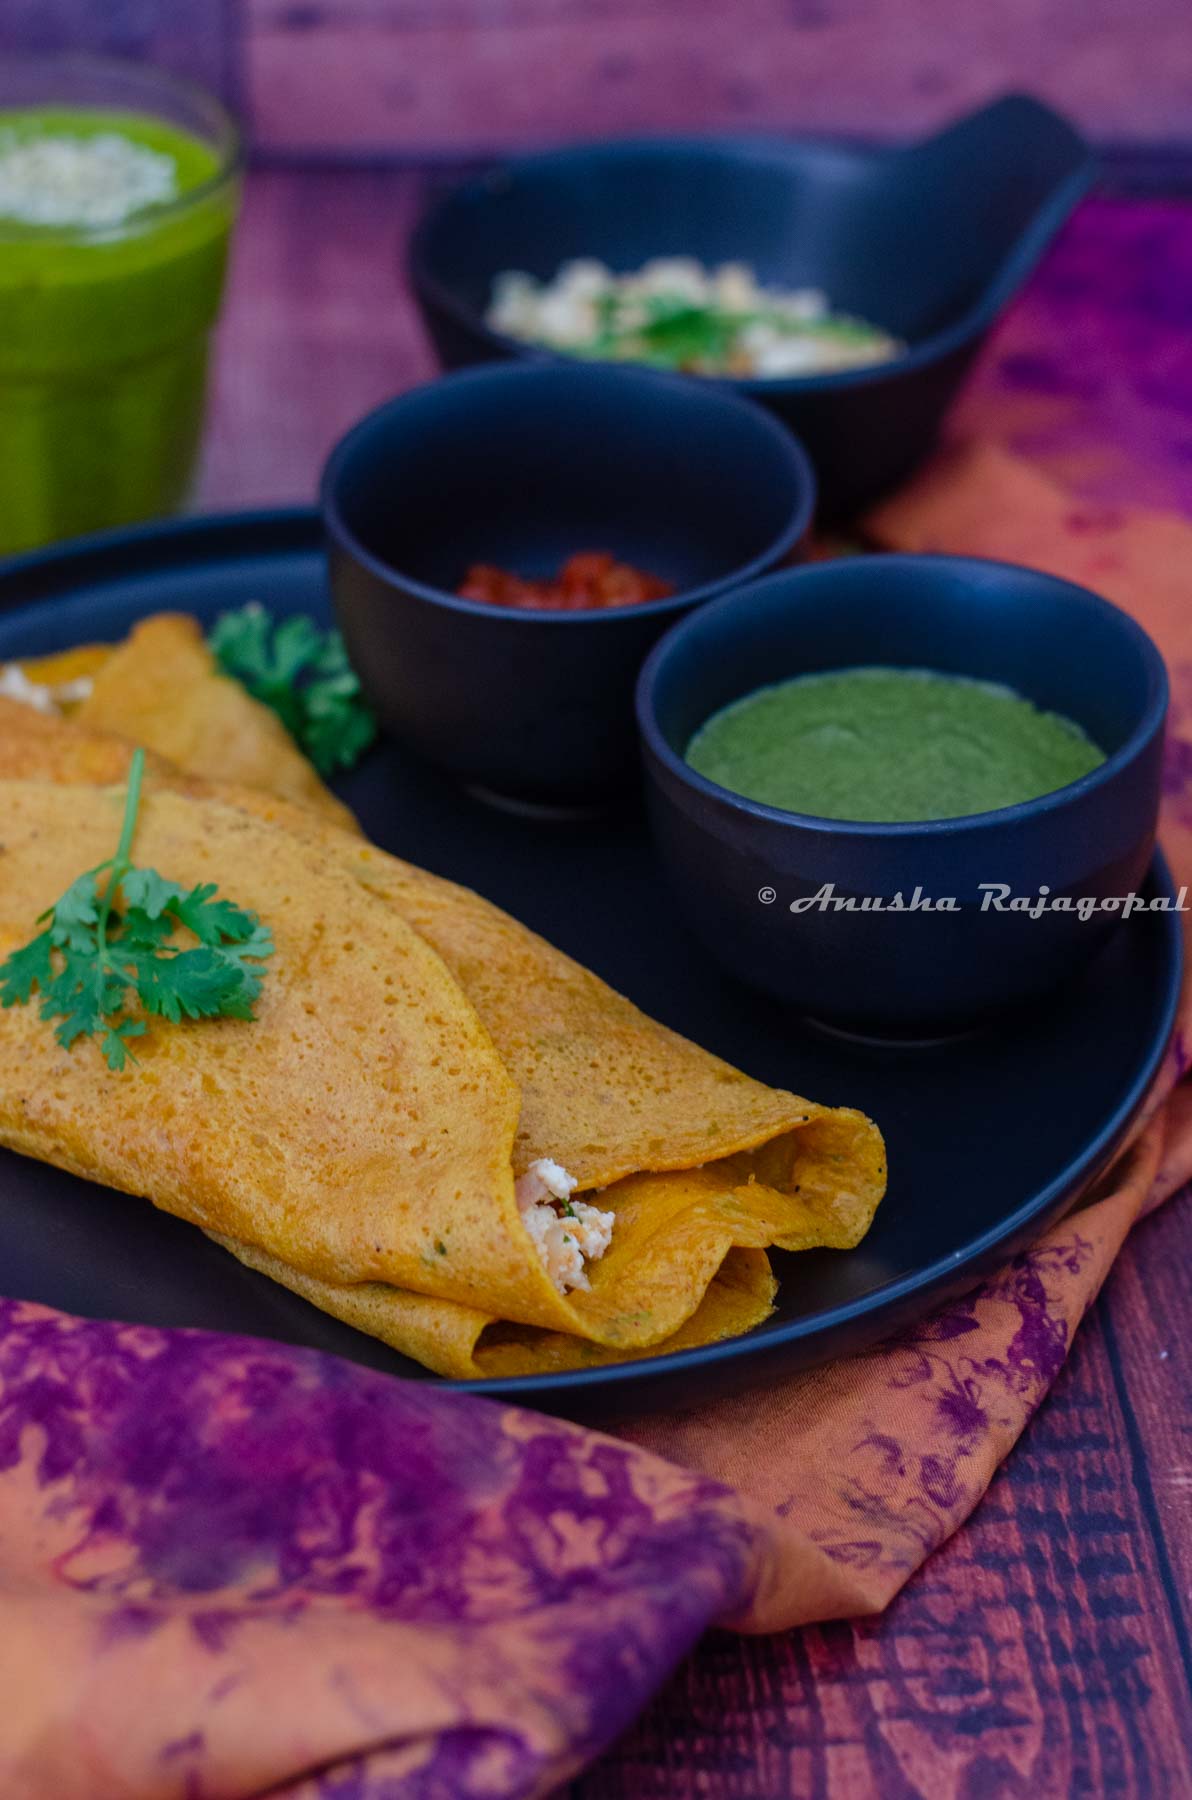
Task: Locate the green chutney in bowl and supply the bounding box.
[685,665,1105,822]
[637,555,1166,1035]
[0,58,240,556]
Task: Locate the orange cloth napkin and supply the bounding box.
[1,447,1189,1798]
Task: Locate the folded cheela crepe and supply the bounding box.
[0,618,886,1377]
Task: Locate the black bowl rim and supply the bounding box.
[407,108,1095,397]
[320,360,817,626]
[635,552,1169,837]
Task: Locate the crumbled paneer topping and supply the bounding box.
[0,132,179,229]
[0,664,55,712]
[516,1156,577,1206]
[488,257,901,378]
[515,1157,614,1294]
[0,664,92,713]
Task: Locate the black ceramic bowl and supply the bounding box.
[637,556,1167,1037]
[409,96,1094,518]
[322,361,814,809]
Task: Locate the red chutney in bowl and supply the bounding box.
[457,551,674,612]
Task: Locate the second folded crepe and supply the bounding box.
[0,629,886,1377]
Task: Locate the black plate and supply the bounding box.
[0,511,1180,1418]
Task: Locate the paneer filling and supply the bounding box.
[0,664,93,713]
[514,1157,614,1294]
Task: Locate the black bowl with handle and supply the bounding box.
[409,95,1094,518]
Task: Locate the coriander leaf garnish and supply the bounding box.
[209,602,376,777]
[0,749,274,1071]
[563,288,893,373]
[0,928,56,1006]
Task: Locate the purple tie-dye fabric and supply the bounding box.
[951,196,1192,513]
[0,1298,765,1797]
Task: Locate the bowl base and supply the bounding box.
[463,781,608,822]
[800,1014,983,1051]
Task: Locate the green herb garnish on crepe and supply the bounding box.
[209,603,376,776]
[0,748,273,1069]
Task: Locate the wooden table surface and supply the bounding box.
[199,168,1192,1800]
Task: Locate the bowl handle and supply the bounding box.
[900,93,1097,325]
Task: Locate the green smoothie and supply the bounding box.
[685,666,1105,822]
[0,103,238,554]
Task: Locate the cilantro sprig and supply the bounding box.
[209,603,376,776]
[570,291,888,372]
[0,749,274,1071]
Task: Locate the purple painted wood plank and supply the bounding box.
[0,0,235,102]
[1099,1196,1192,1672]
[5,4,1190,159]
[198,167,435,508]
[243,0,1192,157]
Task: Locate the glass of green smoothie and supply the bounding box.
[0,56,241,556]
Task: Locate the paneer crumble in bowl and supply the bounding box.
[409,96,1094,516]
[321,361,815,811]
